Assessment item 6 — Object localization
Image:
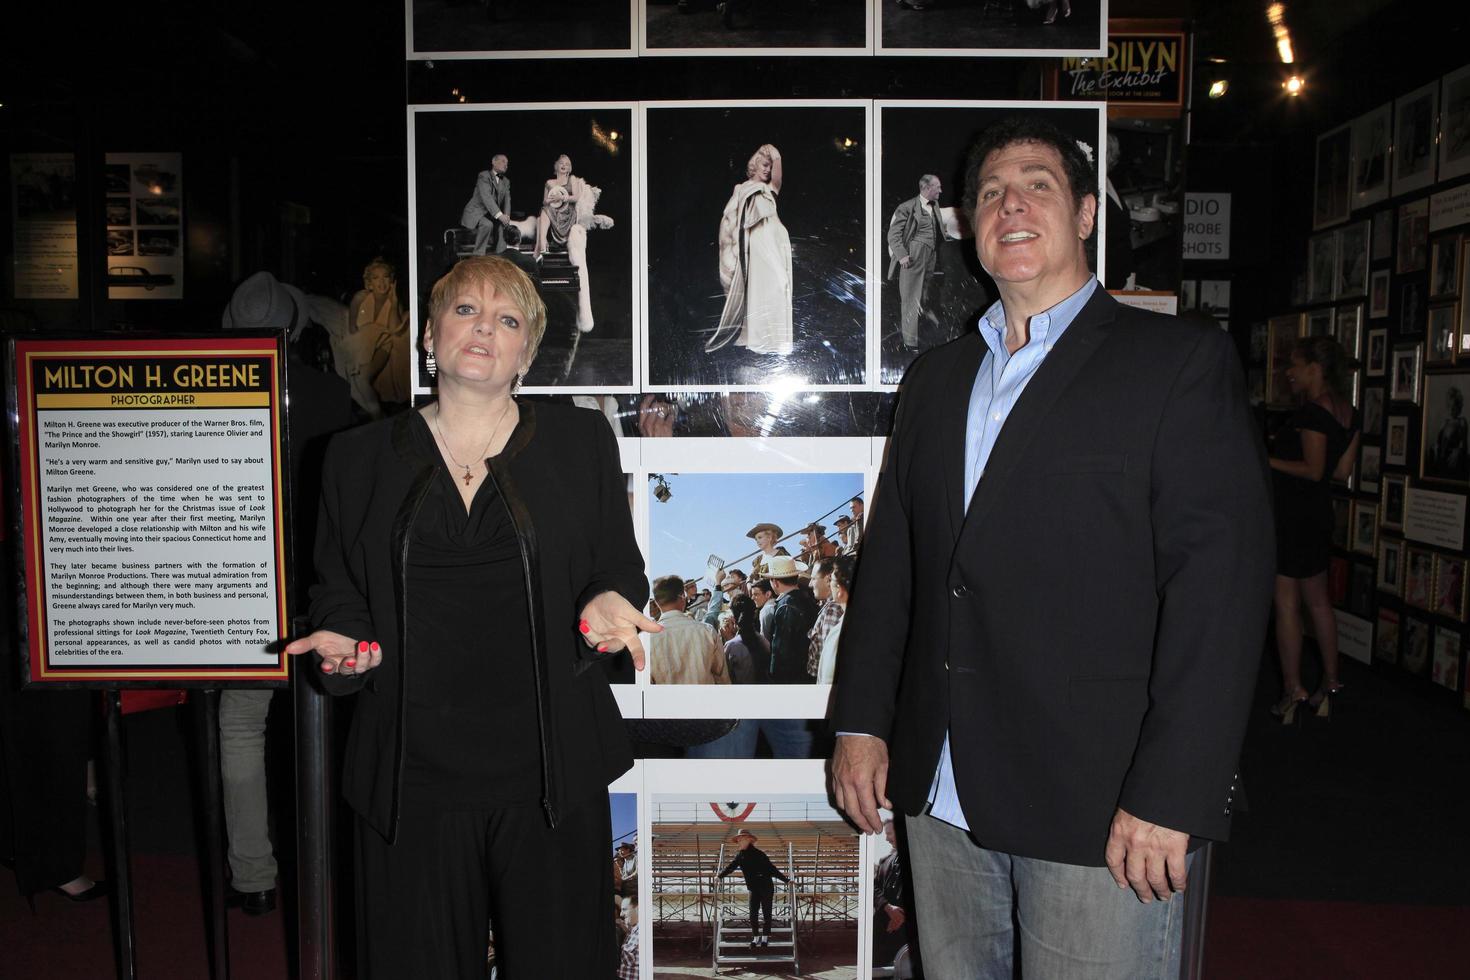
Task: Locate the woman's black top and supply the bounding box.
[1272,399,1359,578]
[400,414,540,809]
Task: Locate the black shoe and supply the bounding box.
[227,887,276,916]
[51,878,110,903]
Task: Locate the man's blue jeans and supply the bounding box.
[904,811,1187,980]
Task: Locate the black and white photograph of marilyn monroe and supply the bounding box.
[643,103,869,389]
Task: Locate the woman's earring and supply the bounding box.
[511,371,525,396]
[425,349,436,378]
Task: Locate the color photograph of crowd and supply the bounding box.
[645,472,865,686]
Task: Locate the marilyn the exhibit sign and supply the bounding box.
[8,334,290,685]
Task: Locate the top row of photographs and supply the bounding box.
[407,0,1108,60]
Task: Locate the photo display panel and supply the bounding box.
[8,334,291,685]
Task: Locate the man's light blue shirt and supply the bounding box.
[926,276,1099,830]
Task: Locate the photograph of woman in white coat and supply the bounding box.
[711,144,793,355]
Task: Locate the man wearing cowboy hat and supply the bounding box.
[718,830,790,948]
[833,514,858,555]
[765,555,818,685]
[615,839,638,917]
[797,521,838,568]
[746,522,790,581]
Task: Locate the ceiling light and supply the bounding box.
[1208,80,1229,99]
[1283,74,1305,96]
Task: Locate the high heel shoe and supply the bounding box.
[1309,682,1344,719]
[1270,690,1308,725]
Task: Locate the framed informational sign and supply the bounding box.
[6,333,292,686]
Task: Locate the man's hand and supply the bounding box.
[1104,807,1189,903]
[883,905,906,932]
[898,255,911,268]
[831,734,891,835]
[579,591,663,670]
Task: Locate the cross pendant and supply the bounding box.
[462,467,474,486]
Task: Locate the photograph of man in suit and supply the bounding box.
[887,174,945,351]
[831,115,1273,979]
[462,153,513,255]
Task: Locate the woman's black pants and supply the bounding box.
[354,791,614,979]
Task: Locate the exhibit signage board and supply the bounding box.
[7,334,291,686]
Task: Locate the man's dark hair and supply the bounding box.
[962,115,1098,218]
[750,579,774,597]
[814,556,838,577]
[771,575,799,587]
[832,554,856,594]
[653,574,685,606]
[727,568,748,583]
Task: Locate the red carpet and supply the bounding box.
[1205,897,1470,979]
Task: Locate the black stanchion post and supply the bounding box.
[1179,841,1214,980]
[101,689,138,980]
[294,643,335,980]
[196,690,231,980]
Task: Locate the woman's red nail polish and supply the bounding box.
[320,662,332,672]
[344,659,356,668]
[369,641,381,653]
[597,643,608,653]
[357,640,369,654]
[579,620,591,634]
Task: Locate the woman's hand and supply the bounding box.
[579,591,662,670]
[283,629,383,676]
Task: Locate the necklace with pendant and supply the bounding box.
[431,398,513,486]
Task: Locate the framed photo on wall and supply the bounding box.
[1199,280,1231,317]
[1351,501,1379,556]
[1376,607,1401,663]
[1359,443,1383,494]
[1385,419,1411,469]
[408,0,636,59]
[1380,474,1408,533]
[1405,546,1436,610]
[639,0,872,56]
[1431,626,1462,690]
[1352,102,1393,210]
[408,102,641,393]
[1307,232,1339,304]
[1433,553,1468,620]
[1331,496,1351,549]
[1396,198,1429,274]
[1392,82,1439,198]
[1337,220,1370,298]
[1369,270,1391,320]
[1427,303,1459,366]
[1430,237,1462,298]
[871,100,1106,386]
[1372,209,1395,261]
[1461,238,1470,355]
[642,99,872,391]
[1389,345,1423,403]
[1363,385,1385,438]
[1180,279,1197,311]
[1335,304,1364,358]
[1420,370,1470,485]
[1377,535,1405,595]
[1314,123,1353,230]
[1366,327,1389,375]
[1401,281,1426,336]
[1440,63,1470,183]
[1402,614,1432,674]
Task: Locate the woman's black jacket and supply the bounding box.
[308,402,644,843]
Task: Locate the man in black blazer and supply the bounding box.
[831,116,1273,979]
